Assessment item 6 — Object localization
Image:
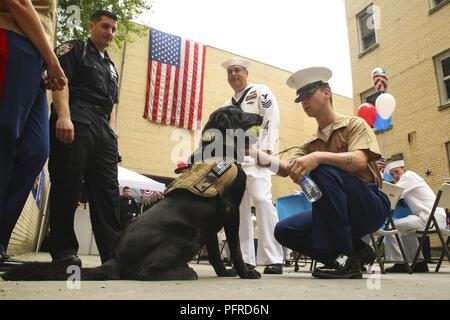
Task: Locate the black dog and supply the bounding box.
[2,106,262,281]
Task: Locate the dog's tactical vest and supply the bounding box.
[164,160,238,198]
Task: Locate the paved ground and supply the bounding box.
[0,253,449,300]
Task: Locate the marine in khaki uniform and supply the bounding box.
[0,0,66,270]
[247,67,390,279]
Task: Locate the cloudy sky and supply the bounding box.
[138,0,353,98]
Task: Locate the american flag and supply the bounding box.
[143,29,207,131]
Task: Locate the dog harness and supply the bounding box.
[164,160,238,198]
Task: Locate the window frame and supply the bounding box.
[446,141,450,166]
[360,88,382,106]
[356,4,379,55]
[429,0,449,12]
[434,50,450,108]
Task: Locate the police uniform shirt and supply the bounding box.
[119,196,139,217]
[222,84,280,176]
[54,38,119,122]
[290,113,383,186]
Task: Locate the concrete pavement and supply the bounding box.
[0,253,449,300]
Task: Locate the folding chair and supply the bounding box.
[292,252,317,272]
[275,193,316,272]
[369,181,412,274]
[411,183,450,272]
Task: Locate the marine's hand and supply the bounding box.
[44,60,67,91]
[288,153,320,183]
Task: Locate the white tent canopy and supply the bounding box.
[118,166,166,193]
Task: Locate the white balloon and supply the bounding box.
[375,93,396,120]
[372,67,385,76]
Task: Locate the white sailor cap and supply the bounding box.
[385,160,405,174]
[221,57,251,70]
[286,67,333,103]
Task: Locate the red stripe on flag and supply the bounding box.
[161,65,172,124]
[151,63,162,122]
[197,45,207,130]
[0,29,8,101]
[179,40,191,129]
[187,43,199,130]
[144,30,207,131]
[143,59,152,118]
[170,66,181,126]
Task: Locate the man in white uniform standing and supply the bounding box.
[221,57,284,274]
[384,160,447,272]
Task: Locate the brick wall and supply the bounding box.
[345,0,450,248]
[345,0,450,191]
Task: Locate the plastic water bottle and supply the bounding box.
[299,175,322,202]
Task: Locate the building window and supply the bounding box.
[434,50,450,107]
[430,0,447,9]
[361,88,382,106]
[357,5,378,53]
[390,153,404,162]
[447,141,450,166]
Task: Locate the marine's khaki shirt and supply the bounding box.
[0,0,56,46]
[290,113,383,186]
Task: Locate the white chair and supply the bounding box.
[369,182,412,274]
[412,183,450,272]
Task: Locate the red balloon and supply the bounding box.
[357,103,377,127]
[177,160,187,168]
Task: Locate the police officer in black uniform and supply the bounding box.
[48,10,121,265]
[119,186,140,230]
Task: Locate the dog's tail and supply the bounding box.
[1,261,119,281]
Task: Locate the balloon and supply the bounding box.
[372,67,388,92]
[372,67,386,77]
[177,160,187,168]
[383,171,393,183]
[373,113,392,132]
[375,93,396,119]
[357,103,377,127]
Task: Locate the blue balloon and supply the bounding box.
[383,171,393,183]
[373,113,392,132]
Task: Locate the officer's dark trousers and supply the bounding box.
[48,114,120,263]
[274,165,389,265]
[0,30,49,253]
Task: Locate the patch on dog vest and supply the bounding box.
[164,160,238,198]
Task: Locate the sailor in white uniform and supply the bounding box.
[384,160,447,272]
[221,57,284,274]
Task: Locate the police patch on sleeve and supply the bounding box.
[202,130,216,142]
[56,43,74,57]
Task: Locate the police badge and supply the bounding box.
[56,43,73,57]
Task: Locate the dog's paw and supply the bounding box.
[239,268,261,279]
[247,269,261,279]
[219,267,237,277]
